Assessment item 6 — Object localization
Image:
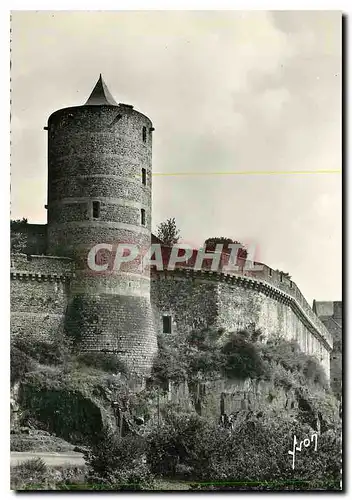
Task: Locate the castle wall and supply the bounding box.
[151,270,332,380]
[10,256,332,379]
[151,273,219,335]
[216,282,330,377]
[313,301,342,398]
[10,254,73,342]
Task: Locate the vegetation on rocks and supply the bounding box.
[10,325,341,491]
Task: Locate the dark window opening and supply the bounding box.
[110,113,122,127]
[93,201,100,218]
[280,272,283,282]
[289,280,293,288]
[269,268,272,276]
[141,208,146,226]
[142,168,146,185]
[142,126,147,142]
[163,315,172,334]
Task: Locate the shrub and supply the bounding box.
[260,340,328,389]
[221,333,266,379]
[11,461,87,491]
[11,458,48,490]
[75,352,128,375]
[12,335,71,366]
[146,411,212,477]
[85,429,154,490]
[11,346,35,384]
[146,409,341,490]
[151,335,187,384]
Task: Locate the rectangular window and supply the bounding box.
[280,272,283,282]
[141,208,146,225]
[269,268,272,277]
[92,201,100,218]
[142,126,147,143]
[142,168,146,185]
[163,315,172,334]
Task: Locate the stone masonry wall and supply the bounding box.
[44,103,157,375]
[46,104,153,258]
[314,301,342,398]
[65,294,157,376]
[10,254,73,342]
[151,269,332,380]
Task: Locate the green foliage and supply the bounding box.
[12,335,72,367]
[221,332,266,379]
[151,335,187,384]
[11,345,35,384]
[156,217,180,246]
[260,340,328,389]
[85,429,155,490]
[64,296,87,344]
[11,218,28,229]
[152,328,266,385]
[146,411,210,477]
[10,218,28,253]
[75,352,128,375]
[11,458,48,490]
[146,410,341,490]
[204,237,248,258]
[11,461,86,491]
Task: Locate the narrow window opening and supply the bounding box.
[280,272,283,282]
[163,315,172,334]
[141,208,146,226]
[93,201,100,218]
[142,126,147,143]
[269,268,272,277]
[142,168,147,186]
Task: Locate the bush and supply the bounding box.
[11,460,87,491]
[11,346,35,384]
[146,411,212,477]
[260,340,328,389]
[151,335,187,384]
[11,458,48,490]
[221,333,266,379]
[12,335,71,366]
[85,429,154,490]
[146,409,341,490]
[75,352,128,375]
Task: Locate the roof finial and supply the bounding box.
[85,75,117,106]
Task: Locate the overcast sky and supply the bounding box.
[10,10,342,304]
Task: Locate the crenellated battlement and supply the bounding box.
[10,254,74,284]
[152,266,333,353]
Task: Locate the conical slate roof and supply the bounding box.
[85,74,118,106]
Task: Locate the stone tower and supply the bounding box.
[45,75,157,375]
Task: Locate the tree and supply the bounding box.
[11,218,28,253]
[204,237,247,258]
[156,218,180,246]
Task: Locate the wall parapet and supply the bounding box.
[10,253,74,278]
[152,267,333,351]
